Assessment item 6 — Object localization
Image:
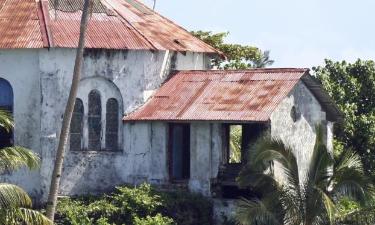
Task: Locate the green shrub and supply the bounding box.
[134,214,174,225]
[55,183,212,225]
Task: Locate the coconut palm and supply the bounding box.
[46,0,93,221]
[236,126,373,225]
[252,50,275,68]
[0,110,52,224]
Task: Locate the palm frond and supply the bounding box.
[0,146,40,172]
[333,150,373,205]
[237,197,282,225]
[317,187,336,224]
[0,110,13,133]
[0,183,32,209]
[0,208,52,225]
[252,137,301,199]
[334,149,363,177]
[303,126,335,225]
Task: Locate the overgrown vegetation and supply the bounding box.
[314,59,375,175]
[55,183,213,225]
[191,31,274,69]
[236,126,374,225]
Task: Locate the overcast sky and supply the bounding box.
[142,0,375,68]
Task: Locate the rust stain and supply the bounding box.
[0,0,221,53]
[124,68,309,122]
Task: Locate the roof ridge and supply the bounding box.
[175,68,309,73]
[101,0,158,50]
[125,0,222,54]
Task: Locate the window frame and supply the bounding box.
[70,77,123,152]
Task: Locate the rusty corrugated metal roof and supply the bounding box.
[0,0,220,53]
[124,68,310,122]
[0,0,44,48]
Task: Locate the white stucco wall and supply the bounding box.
[35,49,211,198]
[0,49,43,197]
[270,81,333,181]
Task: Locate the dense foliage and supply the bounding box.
[313,59,375,175]
[191,31,274,69]
[236,126,373,225]
[336,197,375,225]
[0,110,52,225]
[55,183,213,225]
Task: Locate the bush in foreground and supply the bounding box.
[55,183,212,225]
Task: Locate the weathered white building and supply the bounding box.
[0,0,341,204]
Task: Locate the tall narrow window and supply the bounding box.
[70,98,84,151]
[105,98,119,151]
[88,90,101,151]
[169,124,190,180]
[0,78,13,148]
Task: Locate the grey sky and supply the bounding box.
[142,0,375,68]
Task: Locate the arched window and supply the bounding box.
[0,78,13,148]
[70,98,84,151]
[105,98,119,151]
[88,90,102,151]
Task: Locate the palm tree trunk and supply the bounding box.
[45,0,92,221]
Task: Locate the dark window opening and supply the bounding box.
[105,98,119,151]
[224,123,266,165]
[218,123,267,199]
[0,78,13,148]
[88,90,102,151]
[169,124,190,181]
[70,98,84,151]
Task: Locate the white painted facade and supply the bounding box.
[0,48,334,203]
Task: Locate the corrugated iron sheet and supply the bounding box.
[0,0,220,53]
[0,0,44,48]
[124,68,309,122]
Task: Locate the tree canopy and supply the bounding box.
[313,59,375,175]
[191,31,274,69]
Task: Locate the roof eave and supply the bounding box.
[301,73,344,123]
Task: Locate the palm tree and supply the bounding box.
[46,0,93,221]
[252,50,275,68]
[236,126,373,225]
[0,110,52,224]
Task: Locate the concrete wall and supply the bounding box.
[36,49,211,198]
[0,47,211,199]
[0,49,43,197]
[270,81,333,181]
[189,123,222,196]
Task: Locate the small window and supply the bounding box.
[88,90,102,151]
[70,98,84,151]
[169,124,190,180]
[0,78,13,148]
[105,98,119,151]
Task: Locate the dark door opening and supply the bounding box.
[169,123,190,181]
